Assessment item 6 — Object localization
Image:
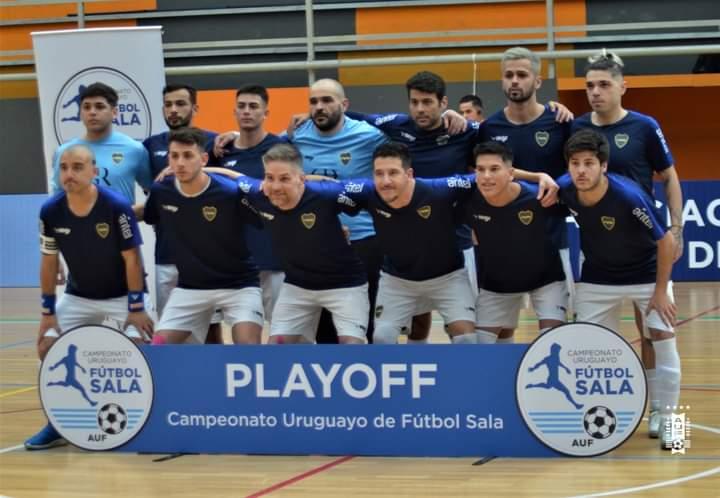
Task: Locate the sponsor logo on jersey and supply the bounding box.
[375,305,383,318]
[614,133,630,149]
[301,212,316,229]
[53,66,152,144]
[374,114,397,126]
[400,132,416,142]
[202,206,217,222]
[375,208,392,218]
[54,227,71,235]
[95,223,110,239]
[473,214,491,222]
[535,131,550,147]
[568,208,579,217]
[224,160,238,168]
[39,325,154,450]
[118,213,133,240]
[436,135,449,146]
[161,204,179,213]
[601,216,615,231]
[343,181,364,193]
[655,128,671,154]
[518,210,534,225]
[154,151,168,158]
[516,322,646,457]
[340,152,351,165]
[238,180,252,193]
[417,205,432,219]
[259,211,275,221]
[446,176,471,188]
[491,135,509,143]
[337,193,356,208]
[632,207,653,230]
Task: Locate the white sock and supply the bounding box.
[407,338,428,344]
[653,338,681,415]
[496,336,514,344]
[645,368,660,412]
[475,330,497,344]
[451,333,477,344]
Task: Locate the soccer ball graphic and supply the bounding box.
[583,406,617,439]
[97,403,127,435]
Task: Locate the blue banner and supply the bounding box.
[121,345,556,457]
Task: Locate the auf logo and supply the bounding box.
[525,343,583,410]
[46,344,96,407]
[60,84,87,123]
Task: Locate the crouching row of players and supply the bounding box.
[34,127,680,449]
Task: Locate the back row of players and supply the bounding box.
[32,47,681,450]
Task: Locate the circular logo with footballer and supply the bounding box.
[516,322,646,457]
[53,66,151,144]
[39,325,154,450]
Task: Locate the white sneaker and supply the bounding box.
[648,410,661,439]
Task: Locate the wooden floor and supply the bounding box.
[1,283,718,498]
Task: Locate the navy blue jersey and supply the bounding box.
[144,174,260,290]
[571,111,674,196]
[142,129,219,178]
[480,107,571,179]
[558,173,667,285]
[219,133,286,272]
[142,128,219,266]
[241,179,367,290]
[39,186,143,299]
[344,176,474,280]
[347,111,479,249]
[463,182,565,293]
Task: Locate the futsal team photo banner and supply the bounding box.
[40,324,648,458]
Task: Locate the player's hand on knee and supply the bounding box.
[646,291,677,328]
[548,101,574,122]
[536,173,559,207]
[126,311,154,339]
[442,110,467,135]
[213,131,238,158]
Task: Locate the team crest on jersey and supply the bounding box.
[614,133,630,149]
[301,213,316,229]
[601,216,615,231]
[111,152,123,164]
[95,223,110,239]
[436,135,450,146]
[202,206,217,222]
[534,131,550,147]
[340,152,351,165]
[417,205,432,219]
[518,210,534,225]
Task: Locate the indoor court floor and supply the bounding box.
[0,283,718,498]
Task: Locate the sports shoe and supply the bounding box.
[648,410,661,439]
[24,423,67,450]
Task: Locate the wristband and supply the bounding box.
[41,294,56,315]
[128,292,145,312]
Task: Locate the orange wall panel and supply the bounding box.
[194,87,310,136]
[0,1,155,21]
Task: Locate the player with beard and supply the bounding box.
[142,85,223,342]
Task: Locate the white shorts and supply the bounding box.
[270,283,369,342]
[475,280,568,330]
[158,287,264,342]
[52,293,153,340]
[376,269,475,331]
[575,282,675,335]
[156,264,223,324]
[260,270,285,323]
[415,251,477,315]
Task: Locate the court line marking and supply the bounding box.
[0,340,34,350]
[0,445,24,455]
[245,455,354,498]
[0,386,35,399]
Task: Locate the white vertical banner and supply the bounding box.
[32,27,166,313]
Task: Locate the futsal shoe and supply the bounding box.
[24,423,67,450]
[648,410,661,439]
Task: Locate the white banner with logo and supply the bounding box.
[32,27,166,310]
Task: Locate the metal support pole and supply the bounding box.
[304,0,316,85]
[77,1,85,28]
[546,0,555,79]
